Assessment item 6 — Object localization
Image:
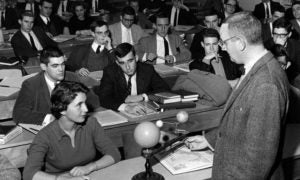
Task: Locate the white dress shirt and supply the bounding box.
[156,34,175,64]
[91,41,104,53]
[40,14,50,25]
[121,23,133,45]
[170,7,179,27]
[21,30,43,51]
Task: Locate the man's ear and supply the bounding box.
[201,42,204,48]
[135,55,139,62]
[288,32,292,38]
[40,63,47,71]
[237,38,246,51]
[18,19,22,25]
[91,31,95,38]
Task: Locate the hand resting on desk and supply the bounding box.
[185,135,209,151]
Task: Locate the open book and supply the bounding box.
[18,123,43,134]
[93,110,128,127]
[155,144,213,175]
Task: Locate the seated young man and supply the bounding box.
[13,46,99,125]
[11,11,57,58]
[189,28,242,85]
[97,43,170,115]
[136,14,191,64]
[66,20,115,77]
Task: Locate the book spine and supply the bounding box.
[0,127,22,144]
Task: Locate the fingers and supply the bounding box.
[165,56,174,63]
[70,167,85,177]
[78,68,90,77]
[184,135,208,151]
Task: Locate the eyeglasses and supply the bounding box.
[122,18,135,22]
[219,36,237,47]
[272,32,289,38]
[226,3,237,8]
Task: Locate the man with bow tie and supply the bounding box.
[66,20,115,77]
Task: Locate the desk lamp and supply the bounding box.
[132,121,164,180]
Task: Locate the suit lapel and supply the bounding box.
[151,35,158,64]
[220,52,274,120]
[136,63,145,94]
[291,20,300,34]
[39,72,51,108]
[19,31,34,50]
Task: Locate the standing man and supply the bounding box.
[186,12,289,179]
[66,20,115,76]
[291,1,300,37]
[11,11,57,58]
[13,46,99,125]
[0,0,19,29]
[97,43,169,115]
[109,6,147,47]
[136,14,191,64]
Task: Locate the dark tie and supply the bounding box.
[126,75,132,96]
[96,45,101,53]
[61,1,65,12]
[1,12,4,28]
[95,0,98,12]
[163,37,169,56]
[174,8,178,26]
[265,3,270,19]
[46,18,50,26]
[28,33,37,51]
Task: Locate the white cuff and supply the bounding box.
[42,114,54,127]
[118,103,127,112]
[142,93,149,102]
[142,53,147,62]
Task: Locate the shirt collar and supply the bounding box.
[156,34,168,41]
[51,120,83,141]
[91,41,104,53]
[121,22,131,31]
[40,14,49,24]
[243,49,268,76]
[44,73,59,91]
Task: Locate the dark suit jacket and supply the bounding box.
[97,62,170,110]
[136,34,191,64]
[34,14,65,36]
[2,7,20,30]
[11,27,57,58]
[253,1,281,21]
[13,71,100,125]
[189,51,242,80]
[290,19,300,37]
[66,44,116,72]
[164,5,198,26]
[16,2,39,16]
[262,22,273,43]
[205,52,289,179]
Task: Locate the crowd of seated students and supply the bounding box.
[2,0,300,178]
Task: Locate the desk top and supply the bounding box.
[88,156,212,180]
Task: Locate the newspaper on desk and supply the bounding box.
[53,35,77,43]
[93,110,128,127]
[0,73,37,88]
[120,102,158,118]
[155,144,213,175]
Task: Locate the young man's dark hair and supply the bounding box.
[121,6,135,17]
[90,20,107,32]
[201,28,220,42]
[114,42,136,58]
[40,46,64,64]
[273,17,293,33]
[20,10,35,20]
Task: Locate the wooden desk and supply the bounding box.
[0,37,93,58]
[88,156,212,180]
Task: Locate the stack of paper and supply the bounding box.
[53,35,77,43]
[93,110,128,126]
[18,123,43,134]
[155,145,213,175]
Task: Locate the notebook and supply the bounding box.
[93,110,128,127]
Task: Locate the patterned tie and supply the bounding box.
[126,75,132,96]
[28,33,37,51]
[163,37,169,57]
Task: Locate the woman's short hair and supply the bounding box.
[51,81,89,119]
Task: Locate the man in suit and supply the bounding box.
[291,1,300,37]
[265,17,300,81]
[97,43,169,115]
[128,0,153,29]
[136,14,191,64]
[189,28,241,84]
[13,46,99,125]
[164,0,197,26]
[0,0,19,29]
[17,0,39,16]
[11,11,57,58]
[253,0,282,23]
[34,0,65,37]
[109,6,148,47]
[190,10,221,60]
[186,12,289,179]
[261,4,285,43]
[67,20,115,76]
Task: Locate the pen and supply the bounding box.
[0,85,10,87]
[29,127,39,133]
